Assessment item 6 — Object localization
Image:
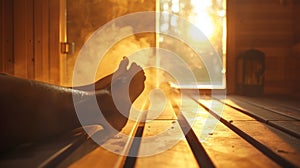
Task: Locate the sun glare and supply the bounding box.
[190,0,215,38]
[158,0,226,87]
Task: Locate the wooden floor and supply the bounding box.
[1,93,300,168]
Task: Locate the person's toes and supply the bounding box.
[128,63,143,75]
[117,57,129,74]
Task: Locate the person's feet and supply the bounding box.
[96,57,146,131]
[112,57,146,102]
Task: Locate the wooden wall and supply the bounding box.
[2,0,300,96]
[0,0,14,74]
[65,0,155,85]
[227,0,300,97]
[0,0,64,85]
[293,1,300,98]
[1,0,154,86]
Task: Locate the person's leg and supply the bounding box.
[0,74,82,152]
[0,58,145,152]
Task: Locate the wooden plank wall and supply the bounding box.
[2,0,299,93]
[48,0,64,85]
[293,1,300,98]
[0,0,2,72]
[33,0,50,82]
[0,0,63,85]
[227,0,299,97]
[0,0,14,74]
[13,0,35,79]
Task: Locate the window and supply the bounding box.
[157,0,226,89]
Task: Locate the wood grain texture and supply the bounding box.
[13,0,33,78]
[48,0,61,85]
[228,95,300,120]
[67,119,142,168]
[198,96,300,166]
[34,0,50,83]
[1,0,14,74]
[218,97,295,121]
[227,0,298,95]
[180,96,279,167]
[226,0,237,94]
[135,120,199,168]
[0,0,3,72]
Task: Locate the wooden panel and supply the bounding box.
[13,0,34,79]
[294,1,300,42]
[233,120,300,166]
[226,0,237,94]
[235,0,293,5]
[147,99,177,120]
[1,0,14,74]
[59,0,67,86]
[13,0,27,78]
[234,1,293,48]
[216,96,300,138]
[228,96,300,120]
[67,142,123,168]
[66,119,142,167]
[260,97,300,111]
[265,56,286,82]
[0,0,3,72]
[135,94,200,167]
[236,10,292,20]
[135,120,199,168]
[26,0,34,79]
[219,97,295,121]
[48,0,61,85]
[202,122,279,167]
[2,0,59,83]
[179,96,279,167]
[293,1,300,98]
[227,0,296,95]
[65,99,148,167]
[34,0,50,82]
[212,95,300,165]
[191,96,299,167]
[0,128,89,168]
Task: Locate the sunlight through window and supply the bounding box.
[158,0,227,88]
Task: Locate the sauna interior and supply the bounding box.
[1,0,300,167]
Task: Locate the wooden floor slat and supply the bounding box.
[0,127,91,168]
[66,112,144,168]
[44,95,300,167]
[192,96,300,167]
[229,95,300,120]
[135,93,200,168]
[249,97,300,112]
[268,121,300,138]
[135,120,200,168]
[218,96,295,121]
[61,95,300,167]
[178,97,280,168]
[215,96,300,139]
[3,94,299,167]
[233,121,300,166]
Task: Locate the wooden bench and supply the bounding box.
[1,92,300,167]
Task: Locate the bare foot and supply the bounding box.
[96,57,146,131]
[111,59,146,102]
